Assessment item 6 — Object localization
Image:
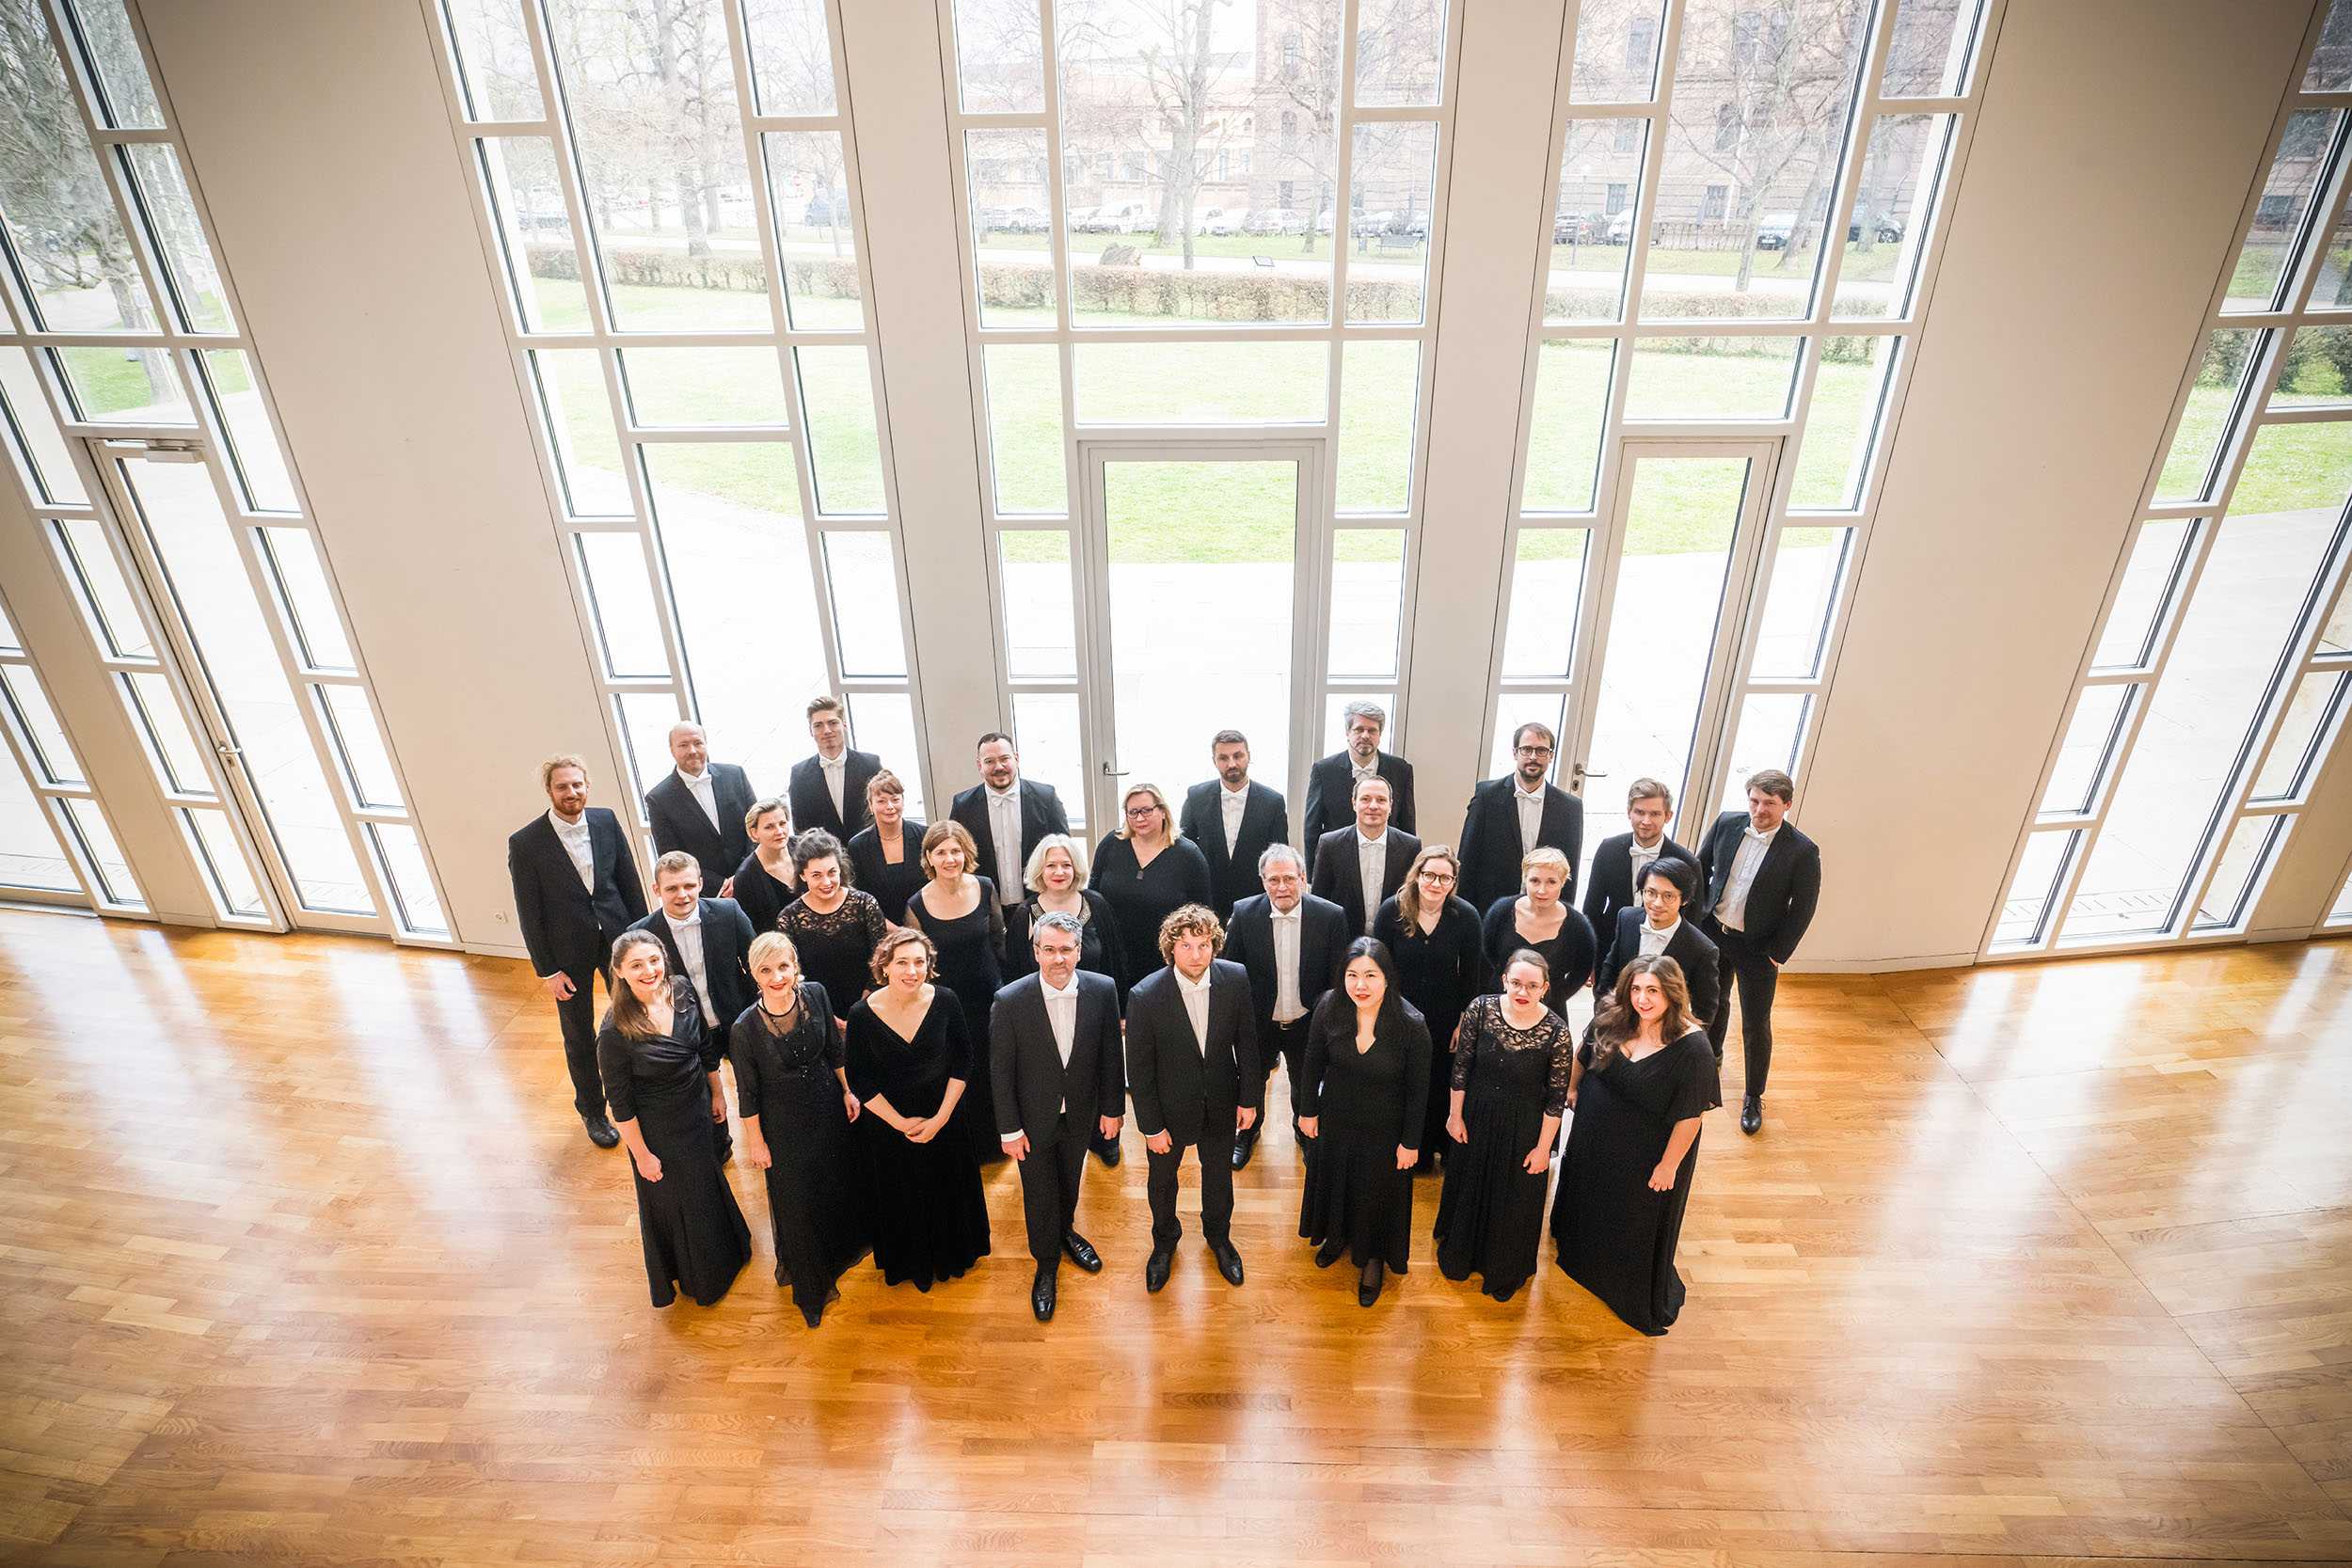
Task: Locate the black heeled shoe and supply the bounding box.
[1314,1236,1345,1269]
[1358,1259,1385,1307]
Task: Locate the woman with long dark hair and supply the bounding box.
[778,829,889,1013]
[1549,955,1721,1335]
[1295,937,1432,1307]
[1373,843,1484,1171]
[1433,948,1573,1301]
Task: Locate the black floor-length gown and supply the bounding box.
[1089,833,1212,998]
[1549,1027,1721,1335]
[1296,993,1433,1273]
[596,986,752,1308]
[727,985,868,1322]
[902,878,1006,1160]
[1480,896,1597,1017]
[1374,895,1486,1160]
[779,889,889,1015]
[843,990,992,1291]
[1002,889,1121,986]
[729,851,799,936]
[1433,995,1573,1301]
[845,820,927,925]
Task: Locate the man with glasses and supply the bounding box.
[1457,721,1585,912]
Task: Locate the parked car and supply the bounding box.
[1350,208,1397,237]
[1401,210,1430,239]
[803,189,850,226]
[1849,214,1905,243]
[1606,208,1636,244]
[1064,205,1098,231]
[1086,199,1151,233]
[1247,207,1303,235]
[1553,210,1605,243]
[1755,211,1800,250]
[1195,206,1241,235]
[997,204,1050,232]
[1314,208,1335,235]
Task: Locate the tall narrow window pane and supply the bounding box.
[2192,815,2290,930]
[999,531,1076,680]
[120,145,231,334]
[642,444,830,788]
[2319,580,2352,657]
[1750,527,1850,680]
[2310,0,2352,91]
[121,669,212,796]
[199,351,300,513]
[2271,325,2352,409]
[369,822,449,937]
[1345,122,1437,325]
[1073,341,1328,424]
[1788,337,1899,509]
[2308,200,2352,312]
[184,805,268,918]
[257,528,354,673]
[53,515,153,659]
[795,347,883,513]
[1521,341,1611,511]
[764,132,863,330]
[741,0,837,115]
[65,0,165,127]
[315,683,403,810]
[0,750,75,891]
[1329,529,1406,682]
[529,350,629,516]
[967,128,1055,329]
[2155,329,2263,502]
[620,347,789,428]
[1501,528,1587,679]
[1356,0,1445,107]
[475,138,590,332]
[0,663,84,784]
[982,342,1067,514]
[2092,518,2196,672]
[1547,119,1646,325]
[574,531,671,679]
[613,690,683,802]
[2250,671,2348,800]
[951,0,1044,113]
[62,797,141,907]
[1717,692,1811,811]
[439,0,544,120]
[2328,865,2352,924]
[1992,830,2075,948]
[1881,0,1983,97]
[820,531,908,679]
[2222,110,2342,315]
[0,39,155,332]
[1335,341,1418,512]
[844,690,924,818]
[1625,338,1800,420]
[1569,0,1668,103]
[1009,691,1084,832]
[0,346,87,504]
[1841,116,1952,321]
[2039,682,2135,818]
[52,344,191,425]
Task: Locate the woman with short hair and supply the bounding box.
[844,770,926,925]
[1433,948,1573,1302]
[1089,783,1212,997]
[777,829,889,1014]
[728,797,799,935]
[1479,846,1596,1016]
[901,820,1008,1160]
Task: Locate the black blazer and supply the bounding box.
[1177,779,1290,919]
[625,897,758,1025]
[1300,751,1415,873]
[1580,831,1702,958]
[507,807,647,978]
[1309,826,1422,937]
[1223,892,1349,1046]
[948,778,1072,894]
[1695,811,1823,964]
[1455,777,1585,911]
[1596,907,1721,1030]
[787,748,880,841]
[1123,959,1261,1148]
[989,970,1124,1147]
[644,763,756,879]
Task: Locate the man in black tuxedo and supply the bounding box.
[949,732,1072,911]
[1581,776,1700,990]
[1222,843,1346,1170]
[1178,728,1290,920]
[787,694,880,841]
[643,721,755,882]
[626,850,757,1161]
[1310,775,1422,937]
[1124,905,1259,1293]
[1457,721,1585,911]
[1695,768,1822,1136]
[1595,858,1719,1032]
[1300,700,1415,875]
[992,912,1125,1323]
[507,754,647,1148]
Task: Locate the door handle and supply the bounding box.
[215,743,244,762]
[1100,760,1127,777]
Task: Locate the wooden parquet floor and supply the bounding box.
[0,907,2347,1566]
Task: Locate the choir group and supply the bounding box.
[506,695,1824,1335]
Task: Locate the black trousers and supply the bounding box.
[1708,922,1781,1097]
[1017,1113,1091,1265]
[1145,1130,1236,1248]
[1256,1015,1312,1129]
[553,961,613,1118]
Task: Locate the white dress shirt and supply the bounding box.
[1514,782,1547,855]
[1638,915,1681,959]
[1716,823,1780,932]
[1269,903,1304,1023]
[985,782,1024,903]
[1629,836,1663,886]
[1355,830,1388,934]
[664,908,719,1026]
[548,809,596,892]
[819,752,847,821]
[1003,974,1081,1143]
[1175,965,1214,1053]
[676,767,721,831]
[1219,781,1249,855]
[1350,756,1380,792]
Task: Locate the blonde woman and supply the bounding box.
[1006,834,1123,989]
[1479,846,1596,1015]
[844,769,926,924]
[728,797,800,936]
[1089,783,1211,993]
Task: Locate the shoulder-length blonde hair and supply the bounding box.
[608,928,689,1040]
[1588,955,1696,1070]
[1115,782,1175,846]
[1394,843,1460,927]
[1024,832,1089,893]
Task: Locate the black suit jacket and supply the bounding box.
[626,897,758,1026]
[507,808,647,978]
[1223,892,1349,1046]
[1580,832,1701,980]
[1596,907,1721,1029]
[949,778,1072,895]
[787,749,880,841]
[1300,751,1415,873]
[989,971,1123,1147]
[1695,811,1823,964]
[1178,779,1290,919]
[644,763,756,879]
[1309,826,1422,937]
[1456,777,1585,911]
[1123,959,1260,1148]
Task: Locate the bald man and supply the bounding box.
[643,721,757,879]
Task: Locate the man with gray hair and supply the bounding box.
[643,720,757,881]
[1300,699,1415,876]
[992,911,1125,1322]
[1222,842,1348,1168]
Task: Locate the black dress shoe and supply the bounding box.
[1062,1230,1103,1274]
[1095,1140,1121,1168]
[1209,1240,1245,1287]
[1358,1259,1385,1307]
[1144,1248,1173,1293]
[1313,1236,1345,1269]
[1740,1095,1761,1135]
[1232,1130,1257,1171]
[1032,1263,1057,1322]
[583,1113,620,1149]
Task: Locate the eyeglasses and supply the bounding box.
[1417,870,1456,885]
[1514,745,1554,758]
[1124,804,1161,818]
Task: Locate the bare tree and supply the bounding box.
[1140,0,1235,263]
[1264,0,1343,255]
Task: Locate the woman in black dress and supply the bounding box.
[1434,950,1573,1302]
[1296,937,1433,1307]
[1549,955,1721,1336]
[728,796,799,936]
[1373,843,1485,1171]
[778,830,889,1014]
[901,820,1007,1162]
[842,927,991,1291]
[730,930,867,1326]
[597,930,751,1308]
[1003,834,1122,988]
[1480,846,1596,1017]
[1089,783,1212,998]
[844,769,926,925]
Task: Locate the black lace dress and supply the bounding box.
[845,820,927,925]
[1549,1028,1721,1335]
[728,851,799,936]
[727,984,868,1324]
[1433,995,1573,1301]
[1295,992,1433,1273]
[779,890,889,1014]
[902,877,1007,1162]
[596,984,751,1308]
[843,990,992,1291]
